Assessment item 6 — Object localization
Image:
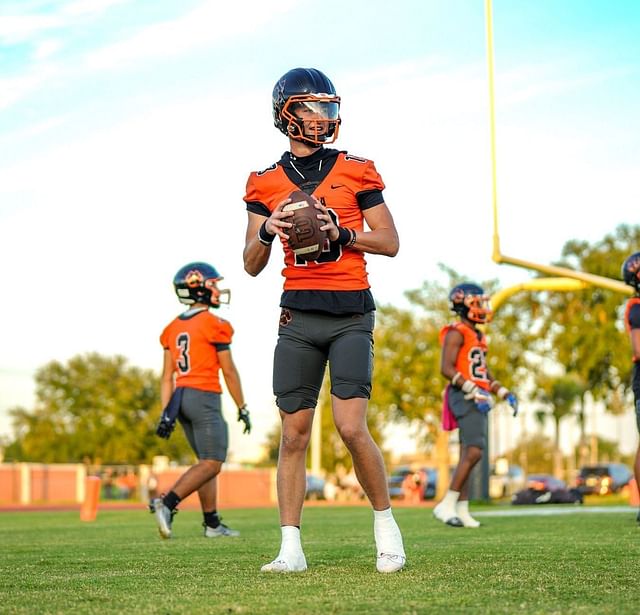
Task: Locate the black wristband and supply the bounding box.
[348,229,357,247]
[258,220,275,245]
[336,227,351,246]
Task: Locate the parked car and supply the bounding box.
[388,466,437,500]
[575,463,633,495]
[512,474,583,505]
[526,474,567,492]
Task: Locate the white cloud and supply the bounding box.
[0,67,58,112]
[85,0,300,70]
[33,38,62,60]
[62,0,129,17]
[498,62,633,107]
[0,14,62,42]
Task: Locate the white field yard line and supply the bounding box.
[474,506,634,517]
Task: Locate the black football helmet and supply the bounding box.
[272,67,341,146]
[173,262,230,308]
[449,283,493,323]
[621,252,640,292]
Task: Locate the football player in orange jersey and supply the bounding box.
[621,252,640,524]
[434,283,518,528]
[150,262,251,539]
[242,67,405,573]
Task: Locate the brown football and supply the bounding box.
[283,190,327,261]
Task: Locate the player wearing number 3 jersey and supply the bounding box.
[150,262,250,541]
[160,307,232,393]
[242,67,405,574]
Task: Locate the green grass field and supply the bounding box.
[1,505,638,614]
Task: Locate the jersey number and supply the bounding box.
[176,333,190,374]
[468,347,489,382]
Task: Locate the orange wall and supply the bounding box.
[0,463,275,508]
[30,465,79,502]
[0,465,22,503]
[153,468,274,508]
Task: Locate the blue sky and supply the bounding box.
[1,0,639,461]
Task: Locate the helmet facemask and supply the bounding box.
[463,294,493,323]
[281,94,341,146]
[203,278,230,308]
[174,265,230,308]
[450,285,493,324]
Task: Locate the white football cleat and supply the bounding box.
[433,502,463,527]
[374,516,406,573]
[151,498,173,539]
[260,552,307,573]
[203,522,240,537]
[376,552,406,573]
[456,502,481,528]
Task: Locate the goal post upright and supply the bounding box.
[483,0,631,296]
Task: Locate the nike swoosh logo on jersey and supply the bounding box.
[330,184,344,189]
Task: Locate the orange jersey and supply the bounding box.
[244,152,384,291]
[439,321,490,391]
[160,309,234,392]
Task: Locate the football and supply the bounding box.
[283,190,327,261]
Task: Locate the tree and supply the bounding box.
[3,353,192,464]
[532,224,640,398]
[534,373,586,478]
[509,433,555,475]
[509,224,640,466]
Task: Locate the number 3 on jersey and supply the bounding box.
[177,333,190,374]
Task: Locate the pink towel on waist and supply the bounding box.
[441,384,458,431]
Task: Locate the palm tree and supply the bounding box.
[535,373,586,479]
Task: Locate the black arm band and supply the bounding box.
[258,220,275,245]
[336,227,352,246]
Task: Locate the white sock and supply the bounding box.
[373,508,404,556]
[373,507,393,524]
[456,500,480,527]
[280,525,303,556]
[442,490,460,508]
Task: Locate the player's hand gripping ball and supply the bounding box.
[283,190,328,261]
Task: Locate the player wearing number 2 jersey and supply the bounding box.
[150,262,251,540]
[434,283,518,529]
[242,67,405,574]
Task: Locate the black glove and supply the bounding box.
[155,388,184,440]
[156,416,176,439]
[237,405,251,434]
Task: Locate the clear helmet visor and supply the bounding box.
[294,100,340,120]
